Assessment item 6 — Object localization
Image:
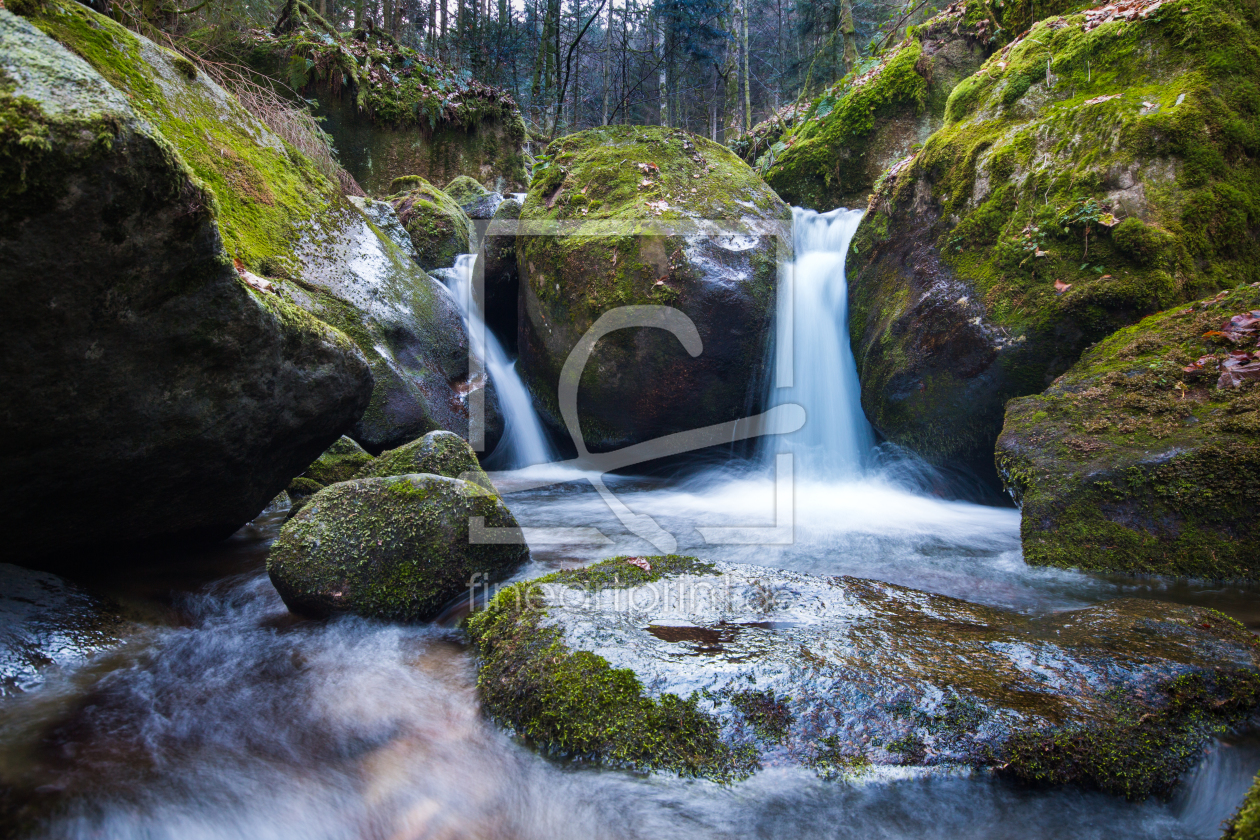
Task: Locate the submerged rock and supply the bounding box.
[517,126,791,450]
[0,564,124,696]
[469,556,1260,795]
[997,284,1260,579]
[764,6,989,210]
[268,475,527,622]
[847,0,1260,468]
[356,430,493,491]
[1,6,375,563]
[387,176,473,271]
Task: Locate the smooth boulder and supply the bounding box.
[996,284,1260,579]
[846,0,1260,468]
[1,7,373,563]
[517,126,791,450]
[268,475,528,622]
[470,556,1260,794]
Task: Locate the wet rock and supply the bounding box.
[764,6,990,210]
[445,175,492,211]
[474,195,522,352]
[356,430,493,491]
[517,126,791,451]
[1,5,375,564]
[469,556,1260,796]
[847,0,1260,468]
[268,475,528,622]
[386,177,473,271]
[0,564,124,696]
[996,284,1260,580]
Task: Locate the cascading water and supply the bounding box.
[762,207,875,478]
[434,255,555,470]
[7,210,1260,840]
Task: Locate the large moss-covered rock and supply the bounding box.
[517,126,791,450]
[0,6,375,562]
[356,429,493,490]
[387,176,472,271]
[267,474,528,621]
[763,8,990,210]
[470,556,1260,794]
[847,0,1260,468]
[996,284,1260,579]
[284,435,373,516]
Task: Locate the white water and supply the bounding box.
[5,209,1260,839]
[762,206,875,478]
[434,255,555,469]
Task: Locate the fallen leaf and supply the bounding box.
[1054,279,1072,293]
[1083,93,1122,106]
[1218,355,1260,388]
[1182,354,1217,375]
[625,557,652,572]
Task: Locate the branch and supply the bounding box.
[554,0,608,134]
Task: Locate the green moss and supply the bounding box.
[539,554,718,590]
[730,689,794,743]
[848,0,1260,463]
[387,176,471,269]
[466,567,756,781]
[1002,669,1260,799]
[1224,771,1260,839]
[27,0,342,274]
[356,429,492,490]
[444,173,489,205]
[996,283,1260,579]
[298,435,372,486]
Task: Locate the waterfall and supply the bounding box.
[435,255,555,469]
[762,206,875,479]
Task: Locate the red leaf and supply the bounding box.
[625,557,652,572]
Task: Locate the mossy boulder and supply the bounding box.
[517,126,791,450]
[0,6,376,563]
[444,174,490,209]
[387,176,472,271]
[267,474,528,622]
[847,0,1260,470]
[996,283,1260,579]
[356,429,493,491]
[474,194,522,351]
[1224,772,1260,839]
[469,556,1260,795]
[763,8,991,210]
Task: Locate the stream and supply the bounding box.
[2,208,1259,839]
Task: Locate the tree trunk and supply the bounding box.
[741,0,751,131]
[839,0,857,75]
[601,0,613,125]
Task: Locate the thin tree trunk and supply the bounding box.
[839,0,857,75]
[741,0,751,131]
[601,0,613,124]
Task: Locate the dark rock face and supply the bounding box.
[0,563,123,696]
[0,9,373,564]
[517,126,791,451]
[764,6,989,211]
[846,0,1260,468]
[356,430,493,491]
[997,284,1260,580]
[268,474,528,622]
[470,557,1260,796]
[474,196,522,352]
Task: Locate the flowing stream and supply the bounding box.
[3,209,1260,839]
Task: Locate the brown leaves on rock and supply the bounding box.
[1182,355,1218,376]
[1219,311,1260,343]
[1219,351,1260,389]
[1083,0,1165,31]
[625,557,651,572]
[1054,279,1072,293]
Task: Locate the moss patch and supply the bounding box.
[996,283,1260,578]
[387,176,471,270]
